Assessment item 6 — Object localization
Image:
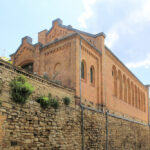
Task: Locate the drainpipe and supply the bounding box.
[147,85,150,126]
[79,37,84,150]
[105,111,108,150]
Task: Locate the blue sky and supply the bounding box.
[0,0,150,85]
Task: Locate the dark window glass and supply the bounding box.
[22,63,33,73]
[81,62,84,79]
[90,67,93,83]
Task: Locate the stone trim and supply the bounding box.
[44,42,71,56]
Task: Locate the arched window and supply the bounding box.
[90,66,95,84]
[112,65,117,97]
[127,79,131,104]
[123,75,127,102]
[22,63,33,73]
[135,85,137,108]
[81,60,86,80]
[143,93,146,112]
[137,88,140,109]
[118,70,122,99]
[131,83,134,106]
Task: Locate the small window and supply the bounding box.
[81,61,85,79]
[90,66,94,84]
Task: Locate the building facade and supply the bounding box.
[10,18,149,123]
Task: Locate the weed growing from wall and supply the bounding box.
[36,96,50,109]
[9,75,34,104]
[36,93,59,109]
[50,98,59,109]
[63,97,71,106]
[0,79,3,94]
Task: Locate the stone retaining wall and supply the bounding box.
[0,61,150,150]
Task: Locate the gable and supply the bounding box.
[46,25,74,43]
[13,42,35,66]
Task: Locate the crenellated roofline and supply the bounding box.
[10,18,105,57]
[40,32,102,55]
[46,18,106,38]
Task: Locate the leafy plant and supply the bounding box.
[50,98,59,109]
[63,97,71,106]
[9,75,34,104]
[36,94,59,109]
[36,96,50,109]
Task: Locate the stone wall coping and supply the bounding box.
[0,59,75,93]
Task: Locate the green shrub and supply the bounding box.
[50,98,59,109]
[63,97,71,106]
[36,96,50,109]
[9,75,34,104]
[36,93,59,109]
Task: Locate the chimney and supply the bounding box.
[52,18,63,26]
[38,30,48,45]
[22,36,32,45]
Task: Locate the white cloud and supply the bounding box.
[105,0,150,48]
[78,0,102,28]
[126,54,150,69]
[105,31,119,48]
[129,0,150,24]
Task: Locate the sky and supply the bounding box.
[0,0,150,85]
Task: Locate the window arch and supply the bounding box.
[81,60,87,80]
[22,63,33,73]
[143,92,146,112]
[123,75,127,102]
[127,79,131,104]
[112,65,117,97]
[137,88,140,109]
[135,85,137,108]
[131,82,134,106]
[118,70,122,99]
[90,66,95,84]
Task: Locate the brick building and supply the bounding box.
[10,18,149,123]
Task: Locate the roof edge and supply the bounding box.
[40,32,102,55]
[105,45,146,88]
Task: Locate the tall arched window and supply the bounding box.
[90,66,95,84]
[81,60,86,80]
[112,65,117,97]
[123,75,127,102]
[143,93,146,112]
[118,70,122,99]
[127,79,131,104]
[135,85,137,108]
[137,88,140,109]
[131,83,134,106]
